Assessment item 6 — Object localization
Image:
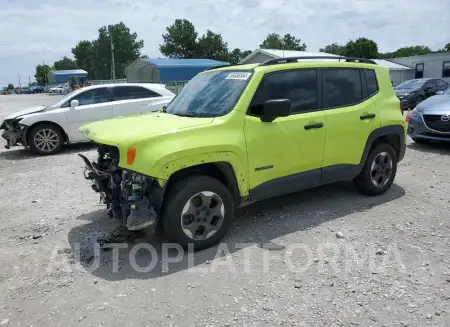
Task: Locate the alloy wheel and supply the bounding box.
[370,152,393,188]
[181,191,225,240]
[34,128,60,153]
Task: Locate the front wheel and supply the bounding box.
[354,143,397,196]
[162,176,234,251]
[28,124,64,155]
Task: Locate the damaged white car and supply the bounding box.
[1,83,175,155]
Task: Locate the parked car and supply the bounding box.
[0,83,175,154]
[395,78,449,110]
[48,85,64,93]
[407,87,450,143]
[78,56,406,250]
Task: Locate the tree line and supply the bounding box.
[34,19,450,85]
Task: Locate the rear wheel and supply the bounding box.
[354,143,397,196]
[28,124,64,155]
[162,176,234,251]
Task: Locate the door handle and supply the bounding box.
[304,122,324,130]
[360,113,376,120]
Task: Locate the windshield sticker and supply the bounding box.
[226,72,251,80]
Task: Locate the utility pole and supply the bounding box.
[43,61,49,86]
[17,73,21,88]
[111,36,116,81]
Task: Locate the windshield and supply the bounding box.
[166,70,253,117]
[395,80,425,90]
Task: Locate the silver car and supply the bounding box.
[407,88,450,143]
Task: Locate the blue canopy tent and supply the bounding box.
[125,58,229,83]
[47,69,88,84]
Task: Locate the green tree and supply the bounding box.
[319,43,345,55]
[260,33,307,51]
[392,46,432,57]
[197,30,229,61]
[71,22,143,80]
[92,22,144,79]
[228,48,252,64]
[342,37,379,59]
[160,19,198,58]
[34,64,52,85]
[7,84,14,90]
[438,43,450,53]
[53,56,77,70]
[72,40,94,76]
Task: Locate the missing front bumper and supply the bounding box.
[78,153,161,232]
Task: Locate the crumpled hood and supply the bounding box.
[79,112,214,146]
[416,95,450,112]
[4,105,46,120]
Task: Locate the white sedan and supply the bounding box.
[1,83,175,155]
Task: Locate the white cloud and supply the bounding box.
[0,0,449,86]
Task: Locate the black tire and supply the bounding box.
[412,137,429,144]
[162,176,234,251]
[28,123,64,155]
[353,143,397,196]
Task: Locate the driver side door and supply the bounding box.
[65,87,112,142]
[244,69,326,201]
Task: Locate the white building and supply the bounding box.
[239,49,413,86]
[388,53,450,83]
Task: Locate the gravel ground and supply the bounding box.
[0,94,449,327]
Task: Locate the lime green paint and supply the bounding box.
[244,111,326,189]
[80,60,404,198]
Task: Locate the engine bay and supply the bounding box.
[78,144,158,231]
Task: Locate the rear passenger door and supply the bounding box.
[112,86,161,117]
[320,68,381,182]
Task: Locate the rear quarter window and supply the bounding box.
[364,69,379,96]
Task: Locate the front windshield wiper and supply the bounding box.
[171,112,198,117]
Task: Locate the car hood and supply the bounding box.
[79,112,214,146]
[4,105,46,120]
[416,95,450,112]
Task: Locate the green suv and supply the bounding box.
[78,56,406,250]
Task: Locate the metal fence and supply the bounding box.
[44,79,188,95]
[89,79,128,85]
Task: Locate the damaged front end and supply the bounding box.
[79,145,163,232]
[1,118,27,149]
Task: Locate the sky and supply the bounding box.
[0,0,449,87]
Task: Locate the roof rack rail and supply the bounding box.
[260,56,377,66]
[204,64,235,71]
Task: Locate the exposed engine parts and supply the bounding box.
[79,145,158,232]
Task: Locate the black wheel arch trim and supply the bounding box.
[155,161,242,215]
[359,124,406,166]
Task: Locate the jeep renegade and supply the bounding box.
[78,56,406,251]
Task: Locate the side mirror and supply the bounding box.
[436,90,444,95]
[424,86,433,92]
[261,99,291,123]
[70,99,79,108]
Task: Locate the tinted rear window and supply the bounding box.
[322,69,363,108]
[113,86,160,101]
